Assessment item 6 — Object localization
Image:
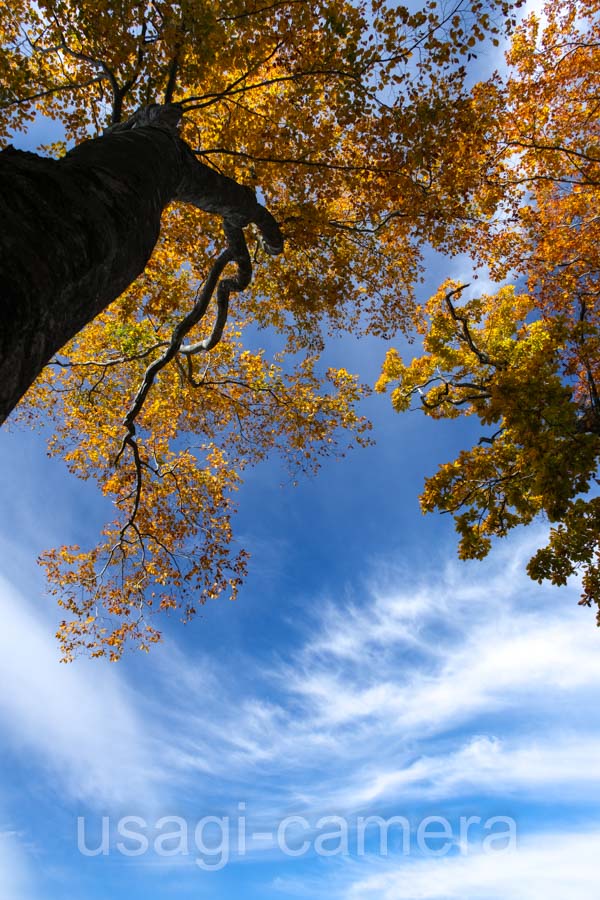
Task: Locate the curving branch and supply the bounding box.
[0,103,283,424]
[113,223,253,546]
[443,285,494,366]
[99,104,284,539]
[117,223,250,449]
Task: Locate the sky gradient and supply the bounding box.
[1,347,599,899]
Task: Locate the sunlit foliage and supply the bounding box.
[378,0,600,615]
[1,0,525,656]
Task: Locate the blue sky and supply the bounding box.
[2,6,600,897]
[0,408,600,900]
[2,331,600,899]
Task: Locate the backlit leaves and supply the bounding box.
[379,0,600,616]
[2,0,525,656]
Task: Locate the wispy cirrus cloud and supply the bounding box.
[333,732,600,809]
[0,575,162,811]
[341,830,600,900]
[0,824,38,900]
[2,526,599,899]
[144,528,600,824]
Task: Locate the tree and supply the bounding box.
[0,102,283,422]
[0,0,520,659]
[377,0,600,615]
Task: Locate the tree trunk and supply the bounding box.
[0,105,282,424]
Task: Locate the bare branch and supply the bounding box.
[443,285,493,366]
[0,76,106,111]
[116,239,233,457]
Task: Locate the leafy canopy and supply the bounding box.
[1,0,524,658]
[378,0,600,615]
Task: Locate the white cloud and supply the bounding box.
[0,825,37,900]
[272,534,599,747]
[343,732,600,808]
[0,575,161,810]
[2,525,599,887]
[140,528,600,830]
[345,830,600,900]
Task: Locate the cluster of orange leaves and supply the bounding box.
[378,0,600,613]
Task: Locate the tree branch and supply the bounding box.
[444,285,493,366]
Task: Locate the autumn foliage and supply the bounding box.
[378,0,600,614]
[2,0,597,657]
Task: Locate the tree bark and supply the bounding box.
[0,104,282,424]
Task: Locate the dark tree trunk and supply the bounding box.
[0,105,282,424]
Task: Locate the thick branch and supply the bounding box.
[444,285,492,366]
[0,103,283,424]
